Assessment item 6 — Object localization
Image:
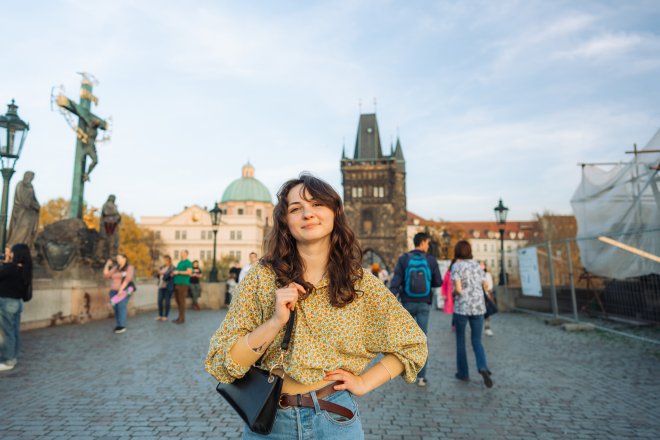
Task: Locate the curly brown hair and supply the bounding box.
[263,173,363,307]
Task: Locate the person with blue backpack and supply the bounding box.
[389,232,442,387]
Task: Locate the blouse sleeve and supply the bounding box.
[361,272,428,383]
[205,265,266,383]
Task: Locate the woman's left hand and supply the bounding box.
[324,369,369,397]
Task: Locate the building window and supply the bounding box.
[507,259,512,268]
[238,208,244,215]
[200,250,205,260]
[229,250,235,258]
[208,230,213,240]
[174,250,179,260]
[256,209,262,218]
[236,251,241,261]
[175,230,180,240]
[230,231,236,240]
[361,209,375,235]
[379,187,385,198]
[182,230,187,240]
[155,230,161,239]
[357,187,363,197]
[201,231,206,240]
[507,245,511,252]
[237,231,242,240]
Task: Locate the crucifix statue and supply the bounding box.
[56,73,108,219]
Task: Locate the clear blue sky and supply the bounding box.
[2,0,659,221]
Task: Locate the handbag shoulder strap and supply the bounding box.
[280,311,296,351]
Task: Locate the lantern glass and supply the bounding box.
[494,199,509,225]
[209,204,222,230]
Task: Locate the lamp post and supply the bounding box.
[0,100,29,251]
[208,203,222,282]
[442,229,451,259]
[494,198,509,286]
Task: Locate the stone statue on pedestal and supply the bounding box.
[8,171,41,249]
[101,194,121,259]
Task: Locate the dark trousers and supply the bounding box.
[402,301,430,379]
[174,284,188,322]
[158,287,173,317]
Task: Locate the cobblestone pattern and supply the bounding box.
[1,307,658,439]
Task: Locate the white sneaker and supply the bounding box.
[0,362,16,371]
[485,329,494,336]
[417,378,427,387]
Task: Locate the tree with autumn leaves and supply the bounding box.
[39,198,163,277]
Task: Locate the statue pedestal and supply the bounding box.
[21,280,227,331]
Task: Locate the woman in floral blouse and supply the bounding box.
[451,240,493,388]
[206,173,427,439]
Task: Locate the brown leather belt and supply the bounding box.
[278,383,354,420]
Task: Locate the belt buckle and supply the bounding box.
[278,393,292,410]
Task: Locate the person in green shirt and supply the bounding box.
[172,250,193,324]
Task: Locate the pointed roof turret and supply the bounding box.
[394,137,405,161]
[353,113,383,160]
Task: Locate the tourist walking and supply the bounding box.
[238,251,259,283]
[190,260,203,310]
[371,262,390,287]
[389,232,442,387]
[205,173,427,439]
[225,272,237,305]
[156,255,175,321]
[441,259,456,329]
[172,250,192,324]
[0,244,33,371]
[451,240,493,388]
[481,261,495,336]
[103,253,135,334]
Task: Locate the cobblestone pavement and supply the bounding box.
[1,308,659,439]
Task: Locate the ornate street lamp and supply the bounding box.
[494,198,509,286]
[0,100,29,250]
[442,229,451,259]
[208,203,222,282]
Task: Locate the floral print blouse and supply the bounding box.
[205,263,428,385]
[451,259,486,316]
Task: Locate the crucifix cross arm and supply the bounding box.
[56,95,107,129]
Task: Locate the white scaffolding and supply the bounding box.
[570,128,660,279]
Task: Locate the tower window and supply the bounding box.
[361,209,375,235]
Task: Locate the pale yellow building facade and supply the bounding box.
[140,163,273,268]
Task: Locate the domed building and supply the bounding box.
[140,163,273,269]
[217,163,274,264]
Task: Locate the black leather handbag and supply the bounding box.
[484,292,498,319]
[216,312,296,435]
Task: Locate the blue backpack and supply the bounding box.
[404,253,432,297]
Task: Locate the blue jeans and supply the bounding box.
[403,301,430,379]
[158,287,174,317]
[454,313,489,379]
[241,390,363,439]
[109,290,128,327]
[0,297,23,363]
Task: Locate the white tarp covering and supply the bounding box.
[571,129,660,279]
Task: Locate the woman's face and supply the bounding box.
[193,261,199,268]
[116,254,127,267]
[285,184,335,245]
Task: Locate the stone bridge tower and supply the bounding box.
[341,113,407,271]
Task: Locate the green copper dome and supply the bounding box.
[221,163,272,203]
